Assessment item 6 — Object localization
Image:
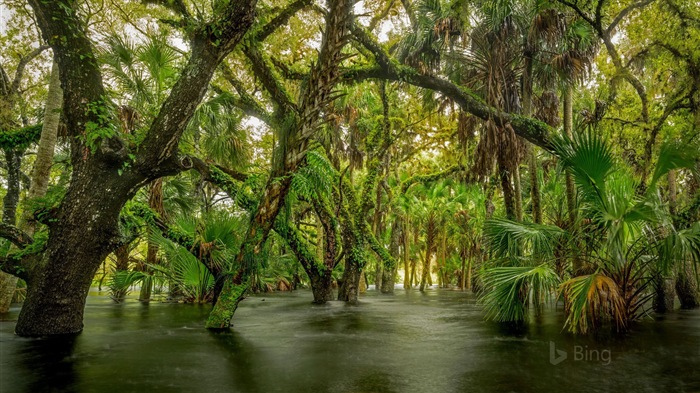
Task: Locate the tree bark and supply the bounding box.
[0,149,22,312]
[11,0,256,336]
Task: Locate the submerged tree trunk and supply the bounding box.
[9,0,256,336]
[141,178,164,302]
[207,0,352,329]
[653,275,676,313]
[676,265,699,309]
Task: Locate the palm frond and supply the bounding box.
[480,264,560,322]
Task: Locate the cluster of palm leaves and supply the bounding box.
[480,128,700,334]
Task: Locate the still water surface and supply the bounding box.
[1,288,699,392]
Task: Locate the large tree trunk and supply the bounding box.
[0,61,62,313]
[16,168,137,335]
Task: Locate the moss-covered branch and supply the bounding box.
[254,0,314,41]
[346,25,555,152]
[400,165,464,194]
[0,124,42,150]
[363,222,396,270]
[0,223,33,248]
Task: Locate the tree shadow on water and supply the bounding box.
[18,334,80,393]
[209,331,263,393]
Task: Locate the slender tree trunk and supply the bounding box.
[460,254,466,291]
[381,219,399,293]
[499,168,516,220]
[420,219,435,291]
[402,219,410,289]
[529,148,541,223]
[563,86,576,226]
[563,86,581,274]
[141,178,164,302]
[513,165,523,222]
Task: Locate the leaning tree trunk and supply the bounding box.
[207,0,352,329]
[12,0,256,336]
[0,60,62,313]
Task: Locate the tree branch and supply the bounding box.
[607,0,655,35]
[11,45,50,96]
[135,0,257,174]
[0,222,33,248]
[348,25,555,151]
[254,0,314,41]
[242,44,297,114]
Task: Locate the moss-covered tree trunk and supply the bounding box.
[0,149,22,312]
[207,0,352,328]
[6,0,256,336]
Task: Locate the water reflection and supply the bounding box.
[1,290,699,392]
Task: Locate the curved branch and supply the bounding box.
[11,45,50,95]
[606,0,655,35]
[255,0,314,41]
[348,25,555,151]
[0,222,33,248]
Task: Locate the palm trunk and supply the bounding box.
[420,219,435,291]
[402,218,410,289]
[381,219,400,293]
[141,178,164,302]
[513,165,523,222]
[500,168,516,220]
[529,148,542,223]
[676,264,699,309]
[563,86,581,274]
[668,170,677,216]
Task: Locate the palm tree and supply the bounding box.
[480,127,700,334]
